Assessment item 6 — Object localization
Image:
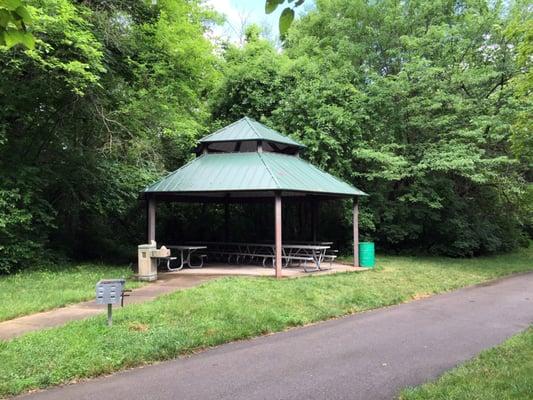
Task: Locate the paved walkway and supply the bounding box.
[0,274,216,340]
[16,272,533,400]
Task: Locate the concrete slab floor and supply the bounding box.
[166,262,367,277]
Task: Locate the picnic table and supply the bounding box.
[281,244,330,272]
[164,245,207,271]
[199,241,334,273]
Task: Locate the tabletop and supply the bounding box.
[166,245,207,250]
[183,242,329,250]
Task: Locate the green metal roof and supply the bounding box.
[144,152,366,197]
[200,117,305,148]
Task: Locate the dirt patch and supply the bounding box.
[128,322,150,332]
[411,292,432,300]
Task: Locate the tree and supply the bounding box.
[214,0,531,256]
[0,0,219,272]
[505,0,532,165]
[210,24,291,125]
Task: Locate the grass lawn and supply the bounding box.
[0,263,142,322]
[400,327,533,400]
[0,247,532,397]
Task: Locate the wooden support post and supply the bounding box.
[353,197,359,267]
[147,196,156,243]
[257,140,263,153]
[275,192,282,278]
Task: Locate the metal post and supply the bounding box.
[147,196,156,243]
[107,304,112,327]
[275,192,282,278]
[353,197,359,267]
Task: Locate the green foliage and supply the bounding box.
[213,0,532,256]
[0,183,54,273]
[0,0,530,269]
[505,0,533,165]
[0,0,35,49]
[0,0,219,271]
[210,29,291,123]
[264,0,305,39]
[279,7,295,38]
[265,0,283,14]
[1,248,532,396]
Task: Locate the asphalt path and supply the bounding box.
[17,272,533,400]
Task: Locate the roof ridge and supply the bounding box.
[200,118,245,141]
[243,117,262,140]
[257,152,282,190]
[198,117,305,148]
[247,117,290,141]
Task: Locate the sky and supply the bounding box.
[205,0,313,45]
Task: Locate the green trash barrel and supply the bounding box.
[359,242,375,268]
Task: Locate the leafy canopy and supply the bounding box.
[212,0,532,256]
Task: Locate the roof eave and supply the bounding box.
[199,138,306,149]
[142,187,365,197]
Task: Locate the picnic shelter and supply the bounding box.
[142,117,366,278]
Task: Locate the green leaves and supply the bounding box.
[0,0,23,11]
[248,0,532,255]
[0,0,529,271]
[14,5,30,23]
[0,0,34,49]
[0,0,218,270]
[265,0,283,14]
[0,9,10,27]
[279,7,295,39]
[265,0,304,40]
[1,28,33,48]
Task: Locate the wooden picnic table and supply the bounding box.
[165,245,207,271]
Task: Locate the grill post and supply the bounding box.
[107,304,112,327]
